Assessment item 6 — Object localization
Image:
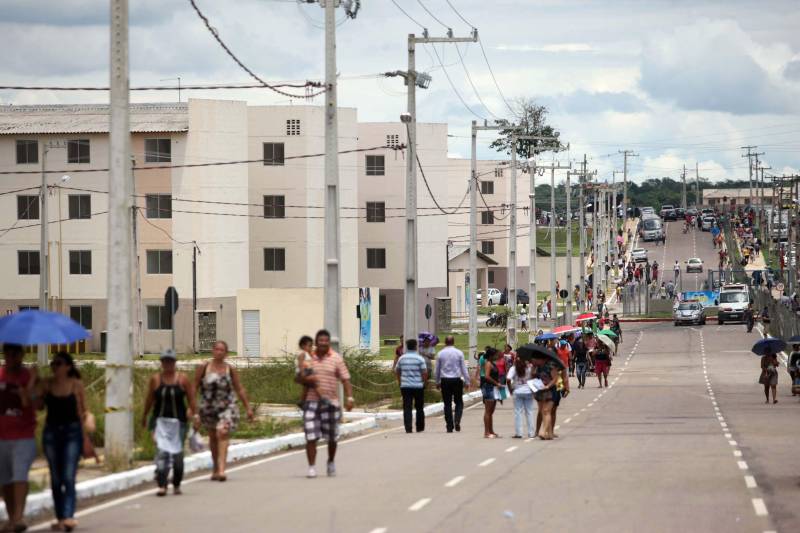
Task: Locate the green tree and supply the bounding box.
[490,97,561,159]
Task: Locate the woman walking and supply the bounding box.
[39,352,89,531]
[532,355,561,440]
[195,341,254,481]
[507,358,535,439]
[788,343,800,396]
[142,350,197,496]
[760,350,779,404]
[477,348,502,438]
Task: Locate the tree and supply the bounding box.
[489,97,561,160]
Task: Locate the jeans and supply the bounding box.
[42,422,82,520]
[576,362,588,387]
[439,378,464,431]
[401,387,425,433]
[155,450,184,488]
[513,392,535,437]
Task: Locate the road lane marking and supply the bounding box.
[729,440,737,446]
[564,418,572,424]
[444,476,465,488]
[554,425,561,430]
[733,450,743,457]
[408,498,431,511]
[724,433,732,439]
[479,458,496,467]
[505,446,518,453]
[369,529,388,533]
[751,498,768,516]
[744,475,757,488]
[738,461,749,470]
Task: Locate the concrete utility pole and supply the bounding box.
[508,134,518,346]
[695,162,701,207]
[619,150,638,223]
[402,30,477,343]
[37,141,63,366]
[757,163,771,235]
[131,159,143,359]
[106,0,133,465]
[469,121,502,361]
[576,155,596,312]
[681,165,687,210]
[741,146,757,209]
[322,0,343,353]
[565,170,574,323]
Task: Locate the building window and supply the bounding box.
[366,155,385,176]
[286,119,301,136]
[16,140,38,164]
[68,195,91,219]
[481,241,495,255]
[494,168,503,178]
[147,305,172,330]
[69,250,92,275]
[481,181,494,194]
[379,294,387,316]
[263,195,286,219]
[144,138,171,162]
[18,251,40,275]
[264,248,286,271]
[366,201,385,223]
[386,134,400,148]
[366,248,386,269]
[17,195,39,220]
[488,271,495,284]
[263,142,285,166]
[69,306,92,329]
[67,139,90,164]
[145,194,172,219]
[481,211,494,225]
[146,250,172,274]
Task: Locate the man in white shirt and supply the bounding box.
[435,336,470,433]
[519,304,529,331]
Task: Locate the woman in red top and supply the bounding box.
[0,344,38,533]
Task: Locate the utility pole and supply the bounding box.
[470,121,502,360]
[106,0,133,465]
[619,150,638,223]
[508,134,518,346]
[577,155,596,312]
[37,141,63,366]
[757,163,771,238]
[131,158,143,359]
[322,0,343,353]
[695,162,701,207]
[192,242,199,354]
[565,170,574,323]
[681,165,687,210]
[741,146,758,209]
[400,29,477,343]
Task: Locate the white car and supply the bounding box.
[631,248,648,262]
[686,258,703,273]
[476,288,501,306]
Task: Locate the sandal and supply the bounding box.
[49,523,64,532]
[62,520,77,533]
[156,488,167,497]
[217,475,227,482]
[210,473,221,481]
[484,434,497,439]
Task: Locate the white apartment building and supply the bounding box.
[0,99,457,354]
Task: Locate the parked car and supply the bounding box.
[476,288,502,306]
[701,216,715,231]
[641,206,655,216]
[632,248,648,262]
[675,207,685,218]
[686,258,703,273]
[498,288,530,306]
[686,207,698,217]
[660,205,677,220]
[674,301,706,326]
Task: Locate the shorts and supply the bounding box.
[303,400,341,443]
[0,438,37,485]
[481,383,495,401]
[595,360,611,376]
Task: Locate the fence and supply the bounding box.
[753,288,800,340]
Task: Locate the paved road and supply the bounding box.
[31,229,800,532]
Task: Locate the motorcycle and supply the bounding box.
[485,312,507,328]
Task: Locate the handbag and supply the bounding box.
[758,371,769,385]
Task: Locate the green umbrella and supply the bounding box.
[599,329,618,338]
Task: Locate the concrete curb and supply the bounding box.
[620,316,720,323]
[0,417,377,521]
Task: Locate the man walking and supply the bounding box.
[435,336,470,433]
[297,330,354,479]
[395,338,428,433]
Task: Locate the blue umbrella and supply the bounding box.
[535,332,558,342]
[418,331,439,346]
[0,310,90,346]
[787,335,800,344]
[752,337,787,356]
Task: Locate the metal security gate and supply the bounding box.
[242,310,260,358]
[198,311,217,352]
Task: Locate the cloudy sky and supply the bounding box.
[2,0,799,183]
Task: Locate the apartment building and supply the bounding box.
[357,122,449,335]
[0,99,379,356]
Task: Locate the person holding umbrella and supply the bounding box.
[0,344,37,533]
[754,338,786,404]
[594,336,614,388]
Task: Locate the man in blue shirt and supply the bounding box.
[395,338,428,433]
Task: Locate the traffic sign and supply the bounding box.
[424,304,432,320]
[165,286,179,314]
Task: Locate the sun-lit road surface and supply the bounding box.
[32,226,799,533]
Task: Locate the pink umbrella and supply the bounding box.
[552,325,580,335]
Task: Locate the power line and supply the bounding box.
[428,44,485,120]
[416,153,466,215]
[455,43,499,119]
[478,39,514,117]
[444,0,473,27]
[136,208,194,245]
[0,82,316,92]
[416,0,450,30]
[390,0,426,29]
[187,0,324,99]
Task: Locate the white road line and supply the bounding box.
[744,475,758,488]
[738,461,749,470]
[369,528,388,533]
[564,418,572,424]
[729,440,737,446]
[751,498,769,516]
[444,476,465,488]
[733,450,743,457]
[724,432,732,439]
[478,458,496,467]
[554,425,561,430]
[408,498,432,512]
[505,446,518,453]
[721,422,728,428]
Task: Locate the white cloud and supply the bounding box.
[496,43,594,53]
